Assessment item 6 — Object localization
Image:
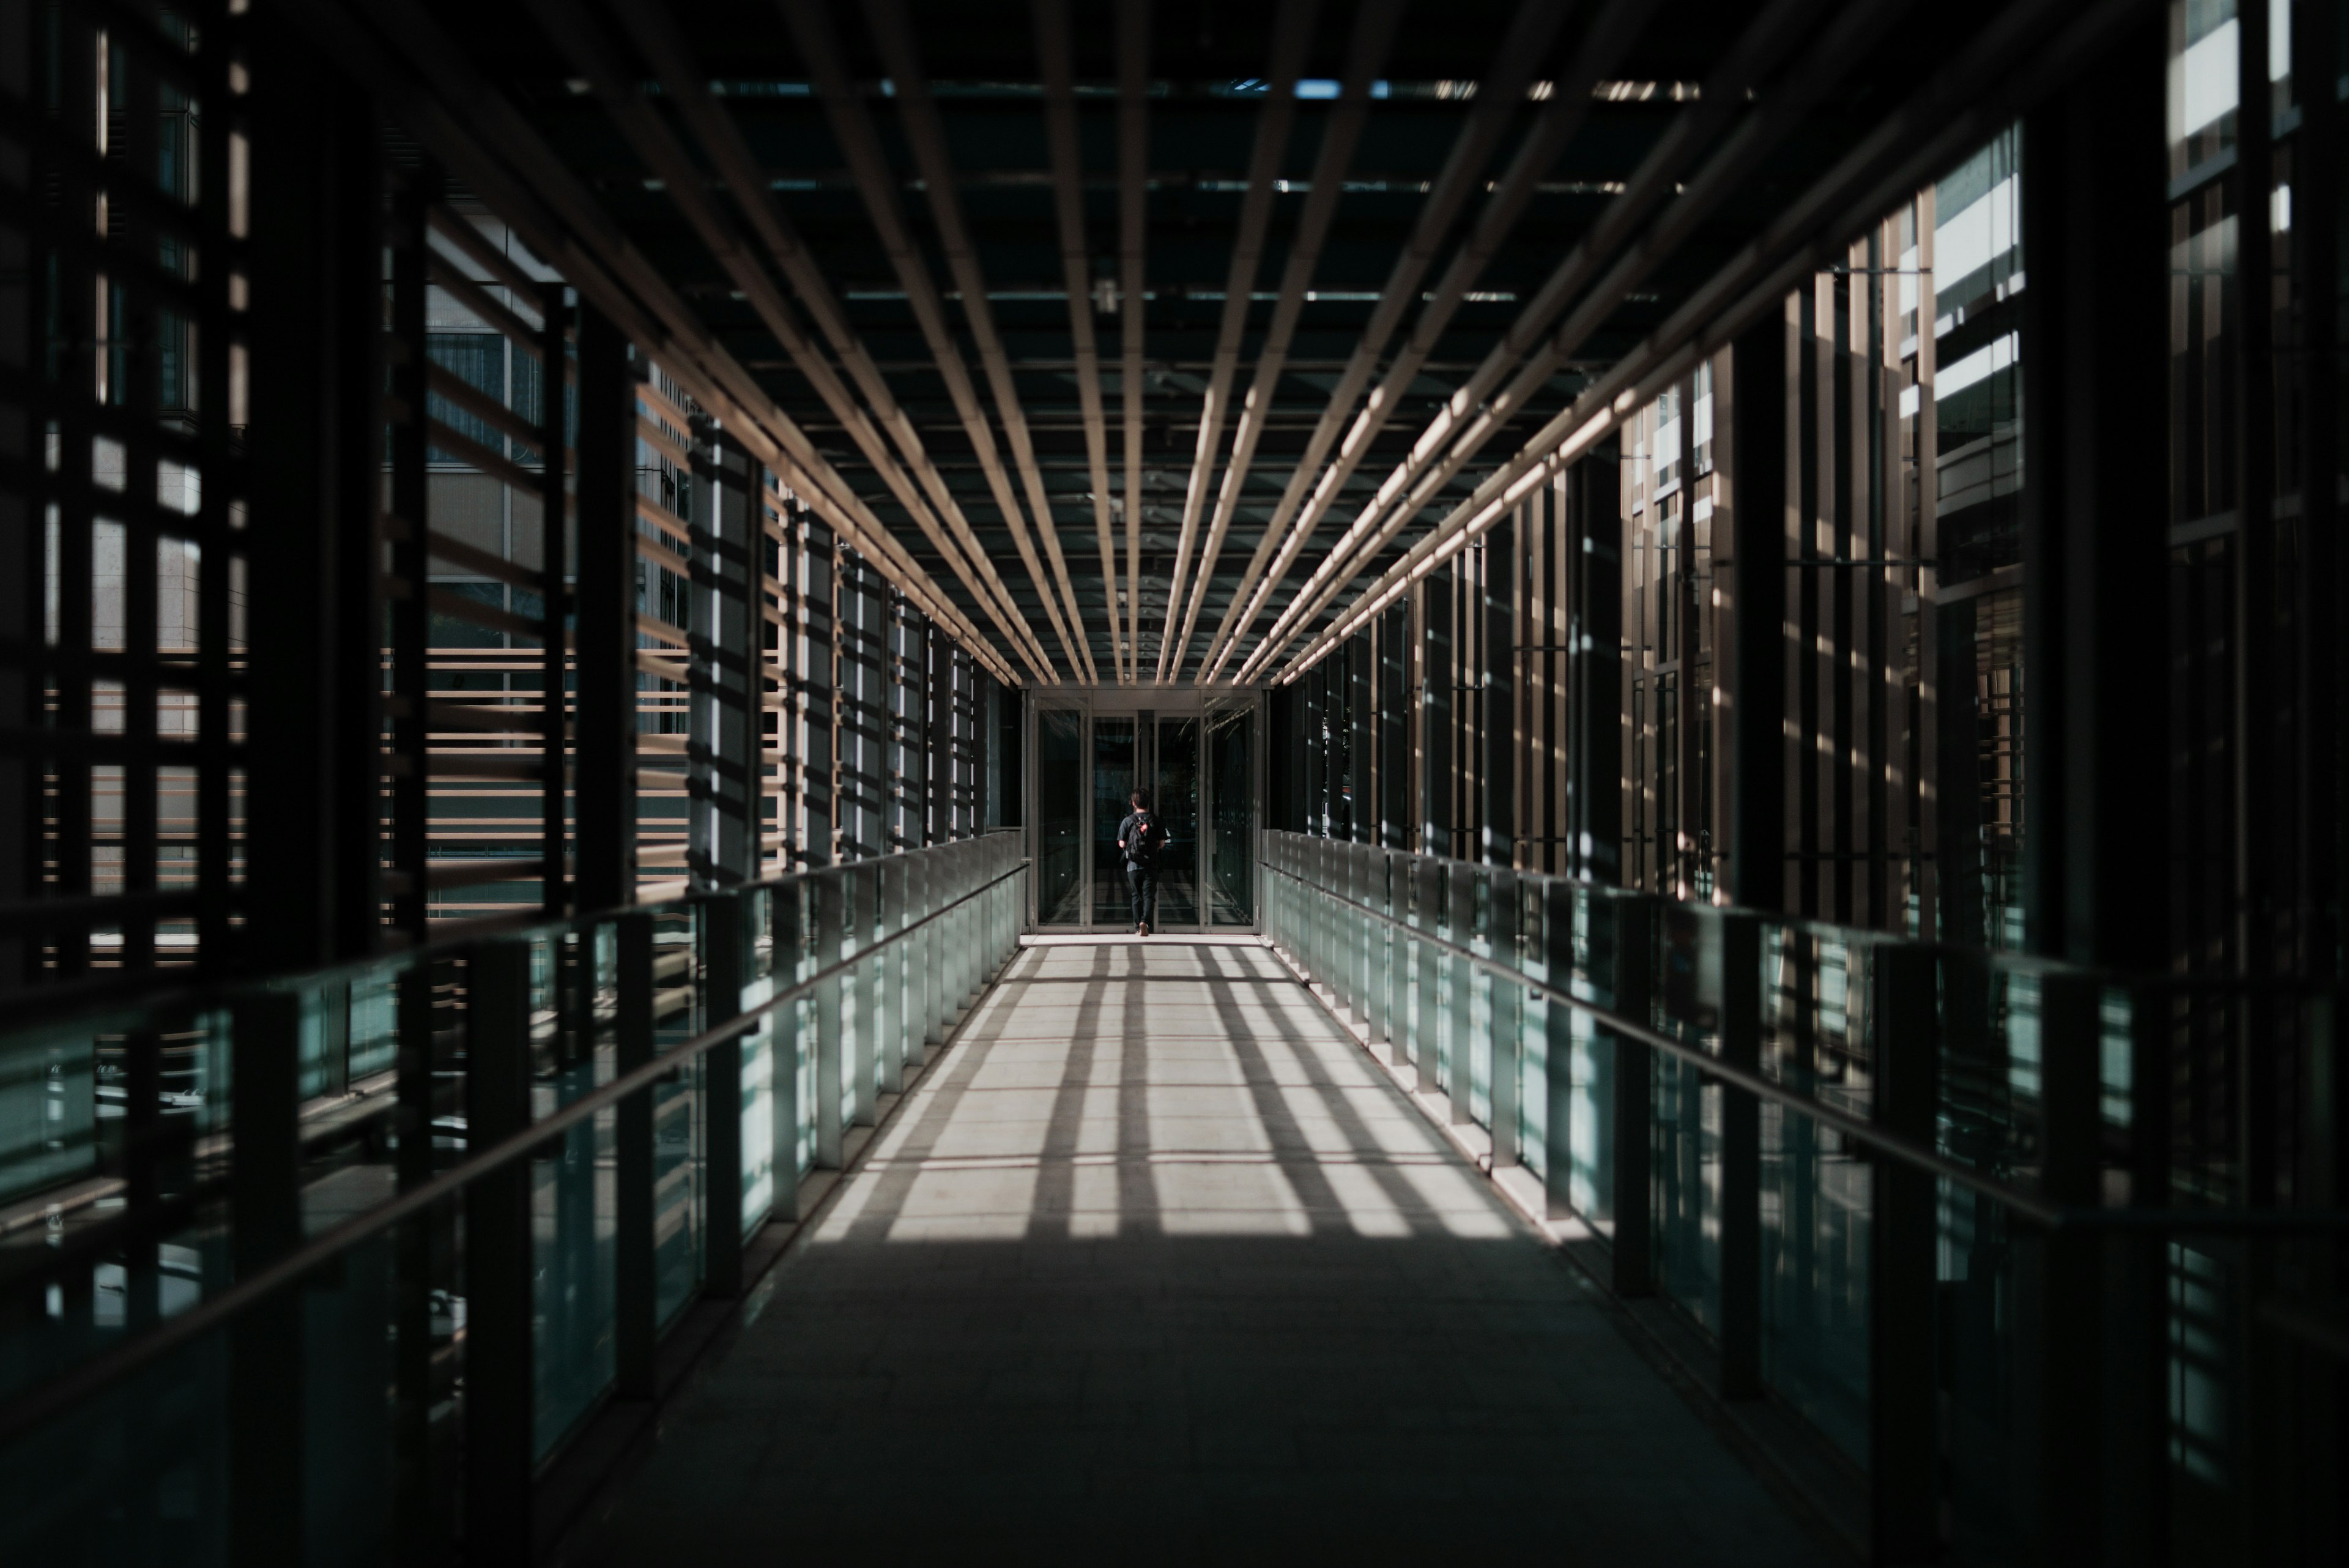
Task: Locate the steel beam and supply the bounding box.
[1214,0,1623,681]
[1260,0,1877,679]
[796,0,1089,683]
[1035,0,1128,680]
[1118,1,1150,678]
[1280,0,2140,681]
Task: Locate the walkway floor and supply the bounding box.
[574,939,1828,1562]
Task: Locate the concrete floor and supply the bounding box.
[573,939,1830,1564]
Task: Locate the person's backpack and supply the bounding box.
[1126,811,1165,869]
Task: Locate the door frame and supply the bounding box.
[1022,686,1264,931]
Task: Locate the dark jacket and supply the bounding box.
[1116,810,1165,868]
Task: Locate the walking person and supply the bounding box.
[1116,789,1165,936]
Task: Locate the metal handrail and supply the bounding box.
[1271,834,2346,995]
[0,855,1030,1450]
[0,834,1015,1039]
[1261,854,2349,1238]
[0,836,1027,1280]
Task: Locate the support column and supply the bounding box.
[574,309,638,910]
[1723,309,1789,910]
[1349,630,1373,844]
[242,46,383,970]
[2019,17,2168,966]
[1378,603,1410,850]
[1483,511,1517,869]
[1421,565,1454,858]
[1567,445,1623,885]
[691,426,763,887]
[1484,512,1521,1165]
[2290,0,2341,978]
[804,523,837,866]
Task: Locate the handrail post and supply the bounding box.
[815,870,845,1169]
[1869,943,1941,1564]
[1716,912,1764,1399]
[2106,982,2171,1566]
[228,989,305,1565]
[1490,868,1522,1168]
[1328,841,1342,995]
[915,852,938,1050]
[463,938,535,1562]
[771,887,805,1222]
[2032,972,2104,1566]
[392,957,448,1562]
[1415,855,1442,1095]
[954,842,976,1010]
[878,858,905,1091]
[1382,851,1407,1061]
[1611,896,1657,1296]
[1342,844,1360,1024]
[849,864,877,1129]
[1346,842,1367,1024]
[946,844,968,1013]
[1544,880,1576,1219]
[615,912,657,1395]
[700,893,746,1297]
[1307,838,1324,989]
[1447,856,1475,1125]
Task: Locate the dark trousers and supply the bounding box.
[1126,863,1157,928]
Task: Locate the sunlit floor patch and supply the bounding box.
[583,939,1825,1564]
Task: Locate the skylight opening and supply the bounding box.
[1593,80,1702,102]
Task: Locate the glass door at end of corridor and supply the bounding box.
[1026,695,1256,932]
[1089,717,1138,927]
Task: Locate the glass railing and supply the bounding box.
[1260,830,2348,1566]
[0,833,1026,1563]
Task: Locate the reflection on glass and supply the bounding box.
[1154,719,1200,926]
[1091,719,1137,926]
[1209,707,1253,924]
[654,912,702,1328]
[1933,127,2024,586]
[1035,707,1083,924]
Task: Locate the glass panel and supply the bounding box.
[1034,707,1083,924]
[739,892,777,1237]
[1933,126,2025,585]
[1757,932,1871,1464]
[1567,887,1618,1225]
[653,907,703,1328]
[1154,718,1200,927]
[1208,706,1254,924]
[1090,717,1136,927]
[533,927,617,1461]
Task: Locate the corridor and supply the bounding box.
[571,939,1825,1562]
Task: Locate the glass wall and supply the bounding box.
[1154,719,1201,926]
[1089,719,1138,927]
[1025,694,1262,931]
[1034,707,1084,924]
